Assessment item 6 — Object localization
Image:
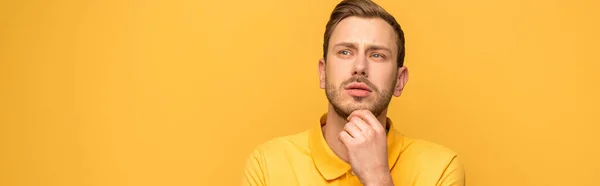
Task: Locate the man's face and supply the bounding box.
[319,16,407,119]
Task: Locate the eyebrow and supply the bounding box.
[332,42,392,53]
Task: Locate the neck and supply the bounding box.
[322,104,389,163]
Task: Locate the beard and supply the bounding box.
[325,75,395,119]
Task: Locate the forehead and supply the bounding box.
[329,16,397,50]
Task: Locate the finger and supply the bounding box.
[348,110,385,132]
[343,121,363,139]
[338,131,353,144]
[349,116,370,131]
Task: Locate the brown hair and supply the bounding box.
[323,0,406,67]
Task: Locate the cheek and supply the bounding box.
[325,72,344,88]
[325,62,351,84]
[371,67,397,88]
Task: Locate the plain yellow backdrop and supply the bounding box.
[1,0,599,185]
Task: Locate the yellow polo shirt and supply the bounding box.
[242,114,465,186]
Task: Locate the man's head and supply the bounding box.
[318,0,409,119]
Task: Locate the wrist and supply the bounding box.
[361,172,393,186]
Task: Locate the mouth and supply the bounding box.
[344,82,372,97]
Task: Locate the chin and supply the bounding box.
[341,101,372,112]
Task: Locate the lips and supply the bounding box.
[345,82,372,97]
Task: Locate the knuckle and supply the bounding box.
[355,138,365,144]
[376,128,385,135]
[373,126,383,133]
[363,127,372,133]
[366,132,376,139]
[344,124,351,130]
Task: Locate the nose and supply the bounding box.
[352,53,368,77]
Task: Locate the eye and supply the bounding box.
[371,53,386,59]
[337,50,353,59]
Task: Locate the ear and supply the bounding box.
[393,66,409,97]
[318,58,327,89]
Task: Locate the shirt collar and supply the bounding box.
[308,113,404,180]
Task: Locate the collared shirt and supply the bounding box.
[242,114,465,186]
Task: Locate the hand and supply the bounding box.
[338,110,393,186]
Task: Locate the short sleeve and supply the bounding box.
[437,156,466,186]
[241,148,266,186]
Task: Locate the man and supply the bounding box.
[242,0,465,185]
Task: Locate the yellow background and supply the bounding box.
[1,0,599,185]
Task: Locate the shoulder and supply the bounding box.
[247,130,311,160]
[403,137,458,158]
[242,130,312,185]
[393,133,462,171]
[391,134,465,185]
